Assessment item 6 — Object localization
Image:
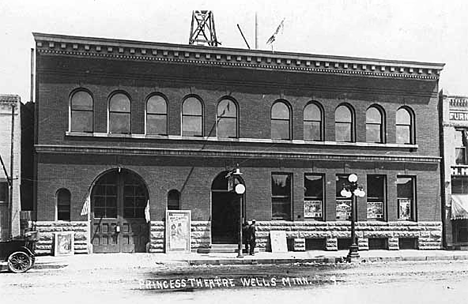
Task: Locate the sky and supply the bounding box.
[1,0,467,103]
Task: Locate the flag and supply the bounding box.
[266,18,285,45]
[81,194,90,216]
[145,200,151,223]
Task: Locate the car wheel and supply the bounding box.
[7,251,33,273]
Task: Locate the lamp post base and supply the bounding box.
[346,244,360,262]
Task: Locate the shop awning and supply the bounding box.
[451,195,468,220]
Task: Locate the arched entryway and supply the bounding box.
[90,169,149,253]
[211,171,245,244]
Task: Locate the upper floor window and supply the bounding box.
[182,97,203,136]
[109,93,131,134]
[217,99,238,138]
[56,188,71,221]
[70,90,93,132]
[271,101,291,140]
[455,130,467,165]
[146,95,167,135]
[0,182,7,204]
[335,105,354,142]
[366,106,385,143]
[396,108,414,144]
[167,190,180,210]
[304,102,323,141]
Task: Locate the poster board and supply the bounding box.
[270,231,288,253]
[398,199,412,220]
[166,210,191,253]
[367,201,384,219]
[54,232,74,256]
[336,200,351,220]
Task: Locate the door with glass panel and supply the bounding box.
[91,169,149,253]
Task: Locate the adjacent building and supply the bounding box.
[441,94,468,249]
[0,94,22,240]
[33,32,444,255]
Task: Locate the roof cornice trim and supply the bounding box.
[33,32,444,81]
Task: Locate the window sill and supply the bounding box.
[65,132,418,150]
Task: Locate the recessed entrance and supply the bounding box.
[90,169,149,253]
[211,171,244,244]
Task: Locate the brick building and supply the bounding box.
[33,32,444,255]
[0,94,22,241]
[440,94,468,249]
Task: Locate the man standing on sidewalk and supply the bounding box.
[247,220,256,255]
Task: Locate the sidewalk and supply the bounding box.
[31,249,468,271]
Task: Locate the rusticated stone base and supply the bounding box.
[35,221,90,256]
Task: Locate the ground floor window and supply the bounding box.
[336,175,351,220]
[271,173,292,220]
[367,175,386,220]
[56,188,71,221]
[397,176,416,220]
[304,174,324,219]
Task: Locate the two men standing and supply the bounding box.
[242,219,256,255]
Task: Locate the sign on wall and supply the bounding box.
[450,112,468,121]
[54,232,74,256]
[166,210,191,253]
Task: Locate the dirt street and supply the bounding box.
[1,260,468,304]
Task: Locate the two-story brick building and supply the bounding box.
[33,32,444,255]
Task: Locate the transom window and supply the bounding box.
[217,99,238,138]
[70,90,93,132]
[182,97,203,136]
[146,95,167,135]
[56,188,71,221]
[335,105,354,142]
[271,101,291,140]
[304,102,323,141]
[366,106,384,143]
[396,108,414,144]
[271,173,292,220]
[109,93,131,134]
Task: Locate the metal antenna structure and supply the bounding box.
[189,10,220,46]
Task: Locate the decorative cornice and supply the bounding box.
[33,32,444,81]
[35,144,440,164]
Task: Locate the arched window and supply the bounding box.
[335,105,354,142]
[271,101,291,140]
[217,99,238,138]
[70,90,93,132]
[396,108,414,144]
[109,93,131,134]
[167,190,180,210]
[366,106,384,143]
[57,188,71,221]
[146,95,167,135]
[304,102,323,141]
[182,97,203,136]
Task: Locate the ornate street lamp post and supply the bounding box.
[340,174,365,262]
[232,166,245,258]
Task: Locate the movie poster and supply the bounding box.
[166,210,191,253]
[304,200,323,218]
[398,199,412,220]
[367,201,384,219]
[336,200,351,220]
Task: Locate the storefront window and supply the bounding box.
[367,175,386,220]
[397,177,415,220]
[336,175,351,220]
[455,130,467,165]
[271,173,292,220]
[304,174,324,219]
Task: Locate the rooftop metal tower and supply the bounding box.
[189,10,220,47]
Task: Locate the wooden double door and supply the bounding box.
[91,169,149,253]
